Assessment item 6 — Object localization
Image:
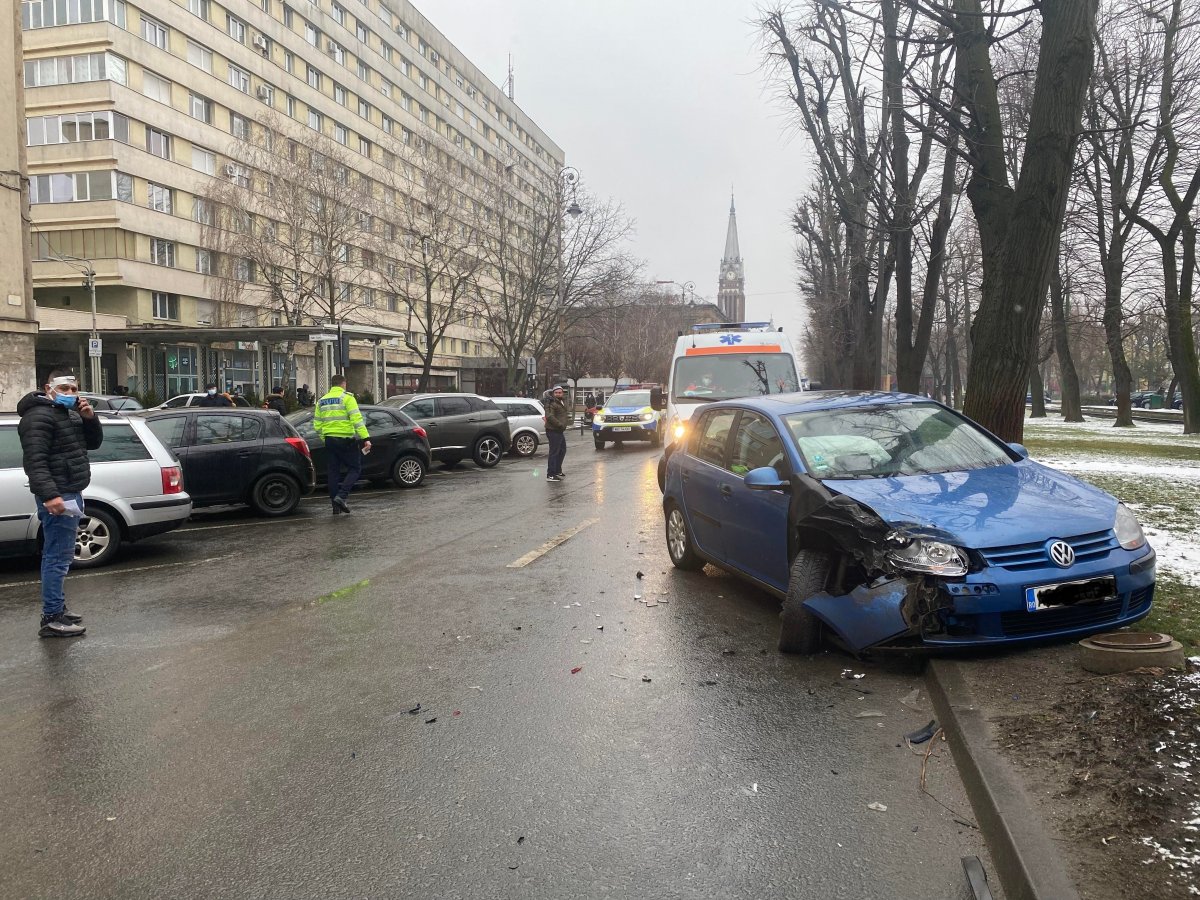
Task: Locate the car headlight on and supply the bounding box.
[887,536,968,576]
[642,412,655,422]
[672,420,687,441]
[1114,503,1146,550]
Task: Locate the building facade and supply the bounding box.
[20,0,563,400]
[716,194,744,323]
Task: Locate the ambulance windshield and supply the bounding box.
[672,353,800,402]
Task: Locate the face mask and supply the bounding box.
[52,391,78,408]
[207,389,217,396]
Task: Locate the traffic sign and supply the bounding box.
[308,333,338,341]
[88,338,102,358]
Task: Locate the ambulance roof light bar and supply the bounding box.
[691,321,775,333]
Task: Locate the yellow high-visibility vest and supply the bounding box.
[313,386,368,439]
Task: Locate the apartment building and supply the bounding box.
[20,0,564,399]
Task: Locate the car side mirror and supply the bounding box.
[744,466,790,492]
[1007,442,1029,459]
[650,387,664,411]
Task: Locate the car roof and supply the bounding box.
[490,397,543,404]
[139,407,278,416]
[705,390,934,416]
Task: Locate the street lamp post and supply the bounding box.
[655,280,696,304]
[556,166,582,392]
[50,252,102,392]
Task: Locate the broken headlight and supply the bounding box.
[1114,503,1146,550]
[887,536,968,576]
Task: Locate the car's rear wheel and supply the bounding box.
[512,432,538,457]
[594,437,605,451]
[72,507,121,569]
[472,435,503,468]
[779,550,833,655]
[665,503,704,571]
[392,454,427,488]
[250,473,301,516]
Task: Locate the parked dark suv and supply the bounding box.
[286,405,431,488]
[378,393,510,467]
[138,408,315,515]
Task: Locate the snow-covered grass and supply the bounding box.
[1022,414,1200,647]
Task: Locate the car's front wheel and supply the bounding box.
[472,435,503,468]
[250,473,301,516]
[512,432,538,457]
[779,550,833,655]
[392,454,427,488]
[665,503,704,571]
[72,507,122,569]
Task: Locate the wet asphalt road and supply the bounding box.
[0,431,995,900]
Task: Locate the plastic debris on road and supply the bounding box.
[424,717,437,724]
[570,666,583,674]
[855,710,884,718]
[904,719,939,745]
[408,703,421,714]
[641,675,652,682]
[867,801,887,812]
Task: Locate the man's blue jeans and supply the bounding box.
[36,492,81,619]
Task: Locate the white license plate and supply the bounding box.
[612,426,632,432]
[1024,576,1117,612]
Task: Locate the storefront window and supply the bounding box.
[162,344,199,397]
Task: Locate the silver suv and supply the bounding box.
[0,412,192,568]
[489,397,547,457]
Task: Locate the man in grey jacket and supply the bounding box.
[544,385,570,482]
[18,368,103,637]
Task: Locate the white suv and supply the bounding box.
[0,412,192,568]
[489,397,547,457]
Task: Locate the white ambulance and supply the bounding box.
[652,322,803,486]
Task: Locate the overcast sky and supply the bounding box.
[424,0,812,337]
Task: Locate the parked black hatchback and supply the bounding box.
[378,393,510,467]
[285,405,431,488]
[138,409,315,516]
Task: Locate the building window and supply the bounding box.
[331,3,345,24]
[285,95,296,117]
[230,112,250,140]
[27,111,128,145]
[356,23,368,42]
[283,4,293,26]
[140,14,168,49]
[187,0,209,20]
[357,60,369,81]
[357,98,370,119]
[188,92,212,123]
[334,124,348,145]
[306,65,321,90]
[191,147,215,175]
[146,127,171,159]
[305,22,319,46]
[193,196,213,224]
[186,40,213,73]
[147,182,172,213]
[308,109,322,131]
[29,170,118,203]
[142,70,170,102]
[196,299,214,325]
[283,50,295,74]
[227,14,247,43]
[228,164,250,188]
[195,248,212,275]
[380,78,392,98]
[400,58,410,78]
[382,43,392,63]
[150,239,176,267]
[258,84,275,106]
[358,136,370,156]
[152,292,179,320]
[24,52,128,87]
[334,83,347,105]
[23,0,126,28]
[234,258,255,282]
[228,65,250,93]
[329,42,345,65]
[381,115,393,134]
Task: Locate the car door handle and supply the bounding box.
[681,470,690,481]
[238,449,254,457]
[719,484,733,497]
[426,421,438,426]
[467,418,477,422]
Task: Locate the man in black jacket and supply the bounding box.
[264,385,287,415]
[18,368,103,637]
[197,382,232,407]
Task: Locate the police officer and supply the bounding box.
[313,374,371,514]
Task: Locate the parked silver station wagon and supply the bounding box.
[0,412,193,568]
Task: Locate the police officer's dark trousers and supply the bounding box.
[324,436,362,501]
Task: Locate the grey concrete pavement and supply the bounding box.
[0,433,995,899]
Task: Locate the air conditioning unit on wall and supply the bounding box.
[252,34,268,51]
[224,163,238,176]
[256,85,271,100]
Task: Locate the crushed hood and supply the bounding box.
[822,459,1117,549]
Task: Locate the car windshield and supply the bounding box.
[784,402,1012,479]
[672,353,799,402]
[606,391,651,408]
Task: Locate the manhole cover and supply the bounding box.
[1089,631,1173,650]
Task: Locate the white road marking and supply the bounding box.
[181,519,297,533]
[506,518,599,568]
[0,554,235,588]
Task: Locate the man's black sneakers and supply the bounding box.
[333,497,352,515]
[60,608,83,624]
[39,614,86,638]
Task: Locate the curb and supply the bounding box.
[926,658,1081,900]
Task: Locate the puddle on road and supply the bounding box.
[314,579,371,605]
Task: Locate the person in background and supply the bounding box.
[544,384,570,482]
[264,385,286,415]
[297,384,313,407]
[18,368,103,638]
[197,382,232,407]
[313,374,371,514]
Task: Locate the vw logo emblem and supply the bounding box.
[1049,540,1075,568]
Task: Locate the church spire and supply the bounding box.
[723,193,740,263]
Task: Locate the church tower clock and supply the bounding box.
[717,194,745,322]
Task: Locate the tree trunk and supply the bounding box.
[957,0,1099,441]
[1101,242,1135,427]
[1050,259,1084,421]
[1030,367,1046,419]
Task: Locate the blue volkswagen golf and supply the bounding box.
[661,392,1156,654]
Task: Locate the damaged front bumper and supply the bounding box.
[802,546,1157,654]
